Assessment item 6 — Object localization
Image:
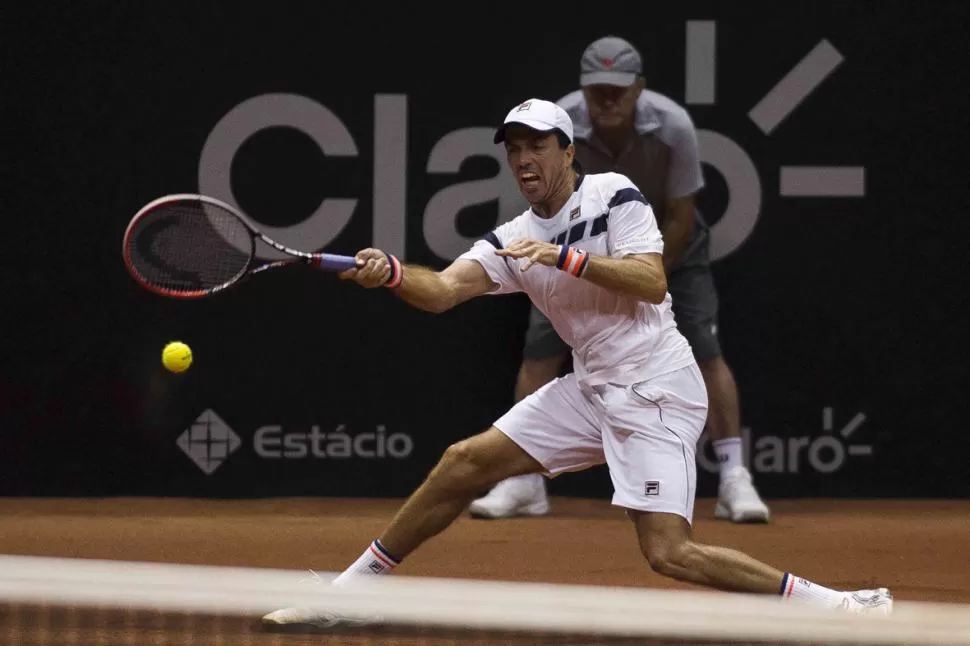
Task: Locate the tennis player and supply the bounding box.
[470,36,769,524]
[263,98,892,629]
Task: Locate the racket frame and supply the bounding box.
[122,193,357,299]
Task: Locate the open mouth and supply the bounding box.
[520,172,540,188]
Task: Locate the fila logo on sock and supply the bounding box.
[368,562,386,574]
[644,480,661,496]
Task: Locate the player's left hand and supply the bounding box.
[495,238,560,271]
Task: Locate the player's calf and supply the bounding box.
[631,511,779,592]
[638,532,783,594]
[629,510,892,613]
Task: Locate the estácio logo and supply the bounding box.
[254,424,414,459]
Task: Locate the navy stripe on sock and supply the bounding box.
[373,539,401,565]
[779,573,790,596]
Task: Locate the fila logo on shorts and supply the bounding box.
[644,481,661,496]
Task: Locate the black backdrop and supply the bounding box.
[3,2,968,499]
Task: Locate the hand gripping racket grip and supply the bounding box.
[312,253,359,272]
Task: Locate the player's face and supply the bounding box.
[504,126,574,204]
[583,82,640,131]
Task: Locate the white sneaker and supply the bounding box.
[715,466,771,523]
[260,571,382,632]
[839,588,894,615]
[468,473,549,519]
[261,606,378,630]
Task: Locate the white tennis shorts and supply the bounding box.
[493,363,708,523]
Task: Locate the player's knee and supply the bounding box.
[641,537,698,578]
[642,542,677,577]
[432,439,490,493]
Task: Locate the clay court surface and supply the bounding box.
[2,497,969,644]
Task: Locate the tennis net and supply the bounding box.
[2,554,969,645]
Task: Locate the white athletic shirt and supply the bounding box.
[458,171,696,387]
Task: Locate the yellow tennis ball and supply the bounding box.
[162,341,193,373]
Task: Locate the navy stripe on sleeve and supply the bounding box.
[483,231,502,249]
[607,187,647,209]
[482,230,513,270]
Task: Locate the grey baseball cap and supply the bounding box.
[580,36,642,87]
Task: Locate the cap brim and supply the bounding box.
[580,71,637,87]
[493,118,558,144]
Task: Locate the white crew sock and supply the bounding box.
[713,437,744,475]
[331,539,401,586]
[779,573,845,608]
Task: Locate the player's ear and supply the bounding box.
[565,143,575,169]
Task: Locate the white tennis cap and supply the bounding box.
[493,98,574,144]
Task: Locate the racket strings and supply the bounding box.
[125,202,253,295]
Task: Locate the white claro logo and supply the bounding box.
[697,408,873,475]
[199,27,859,264]
[198,93,753,263]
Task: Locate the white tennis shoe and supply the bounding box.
[468,473,550,519]
[839,588,894,615]
[715,466,771,523]
[261,606,377,630]
[260,571,382,631]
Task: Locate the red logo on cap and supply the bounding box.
[601,57,614,68]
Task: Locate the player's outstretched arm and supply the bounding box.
[338,248,497,313]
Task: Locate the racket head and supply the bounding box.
[122,194,257,299]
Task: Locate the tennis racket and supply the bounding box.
[122,193,359,299]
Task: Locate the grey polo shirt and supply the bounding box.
[558,89,707,236]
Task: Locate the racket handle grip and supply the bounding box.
[312,253,359,272]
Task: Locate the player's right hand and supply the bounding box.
[339,248,391,288]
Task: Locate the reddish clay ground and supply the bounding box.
[1,497,968,645]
